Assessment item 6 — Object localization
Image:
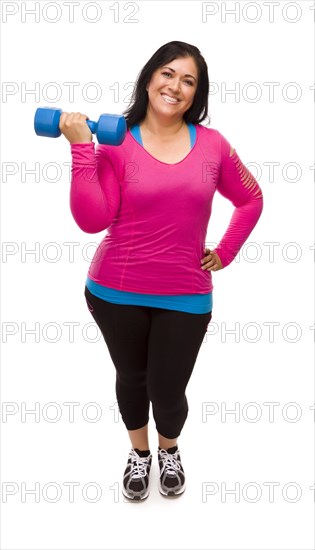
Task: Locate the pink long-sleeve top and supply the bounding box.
[70,124,263,313]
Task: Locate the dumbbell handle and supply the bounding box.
[74,116,124,137]
[74,116,125,144]
[86,120,97,134]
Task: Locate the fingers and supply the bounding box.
[59,111,68,129]
[201,249,222,271]
[59,112,89,129]
[201,258,219,271]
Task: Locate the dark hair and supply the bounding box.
[122,41,210,129]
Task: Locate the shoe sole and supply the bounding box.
[158,482,186,497]
[121,485,150,502]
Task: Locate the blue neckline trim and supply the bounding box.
[130,123,196,148]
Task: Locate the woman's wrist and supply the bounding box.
[70,140,93,145]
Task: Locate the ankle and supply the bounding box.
[133,447,151,458]
[158,440,177,450]
[158,444,178,452]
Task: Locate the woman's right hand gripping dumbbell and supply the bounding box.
[59,112,93,144]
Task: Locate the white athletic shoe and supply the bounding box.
[122,448,152,501]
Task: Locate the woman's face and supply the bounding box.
[146,56,199,121]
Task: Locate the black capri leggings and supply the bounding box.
[84,286,212,440]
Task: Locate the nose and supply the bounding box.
[168,78,181,94]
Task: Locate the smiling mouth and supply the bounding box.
[161,93,180,104]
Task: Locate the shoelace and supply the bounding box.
[129,449,151,479]
[159,449,182,475]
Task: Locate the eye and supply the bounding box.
[161,72,194,86]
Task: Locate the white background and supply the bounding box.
[1,1,314,549]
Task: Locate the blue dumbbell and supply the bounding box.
[34,107,127,146]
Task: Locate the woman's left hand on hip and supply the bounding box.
[200,248,223,271]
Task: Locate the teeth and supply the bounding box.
[161,94,179,104]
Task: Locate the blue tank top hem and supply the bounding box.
[86,277,212,314]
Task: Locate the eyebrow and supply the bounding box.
[162,66,197,82]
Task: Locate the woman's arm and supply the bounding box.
[213,132,264,268]
[69,142,121,233]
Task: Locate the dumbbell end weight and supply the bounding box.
[97,114,127,146]
[34,107,63,138]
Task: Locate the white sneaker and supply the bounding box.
[158,446,186,497]
[122,448,152,501]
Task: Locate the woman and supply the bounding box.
[60,41,263,501]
